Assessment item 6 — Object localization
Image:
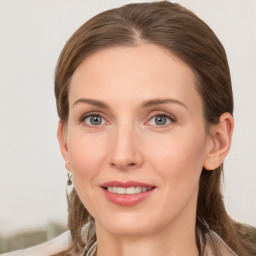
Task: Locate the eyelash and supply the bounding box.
[79,112,108,126]
[78,112,177,127]
[146,113,177,127]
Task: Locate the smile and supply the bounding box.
[100,181,156,206]
[106,186,152,194]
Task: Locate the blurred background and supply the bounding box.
[0,0,255,253]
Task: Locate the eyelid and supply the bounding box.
[78,110,177,127]
[79,111,110,126]
[145,111,177,126]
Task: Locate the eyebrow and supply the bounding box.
[142,98,188,110]
[72,98,188,110]
[72,98,110,109]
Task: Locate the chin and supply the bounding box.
[95,211,162,237]
[104,223,153,237]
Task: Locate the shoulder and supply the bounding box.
[233,221,256,253]
[206,229,238,255]
[0,231,72,256]
[205,221,256,255]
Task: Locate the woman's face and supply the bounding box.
[60,44,214,237]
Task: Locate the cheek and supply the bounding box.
[67,132,108,182]
[147,131,207,186]
[145,132,207,220]
[66,132,109,215]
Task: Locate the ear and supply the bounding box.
[57,120,71,171]
[203,112,234,171]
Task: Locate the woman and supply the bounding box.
[2,1,255,256]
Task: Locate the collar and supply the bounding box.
[199,221,238,256]
[86,242,97,256]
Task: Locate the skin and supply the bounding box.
[58,44,233,256]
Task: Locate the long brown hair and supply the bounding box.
[54,1,251,255]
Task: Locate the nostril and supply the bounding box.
[110,161,138,170]
[128,163,136,167]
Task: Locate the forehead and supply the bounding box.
[69,44,202,112]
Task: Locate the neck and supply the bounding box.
[95,215,199,256]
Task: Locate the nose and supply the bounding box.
[109,125,143,171]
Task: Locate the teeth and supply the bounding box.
[106,186,151,195]
[135,187,141,193]
[117,187,126,194]
[142,187,147,192]
[126,187,136,194]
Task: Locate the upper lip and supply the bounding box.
[100,180,156,188]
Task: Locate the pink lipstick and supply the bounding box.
[100,181,156,207]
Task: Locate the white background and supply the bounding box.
[0,0,255,236]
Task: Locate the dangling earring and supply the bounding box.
[65,161,72,186]
[67,172,72,186]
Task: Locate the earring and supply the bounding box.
[67,172,72,186]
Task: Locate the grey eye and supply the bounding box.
[149,115,171,126]
[155,116,167,125]
[85,115,105,125]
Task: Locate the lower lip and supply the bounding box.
[101,188,155,207]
